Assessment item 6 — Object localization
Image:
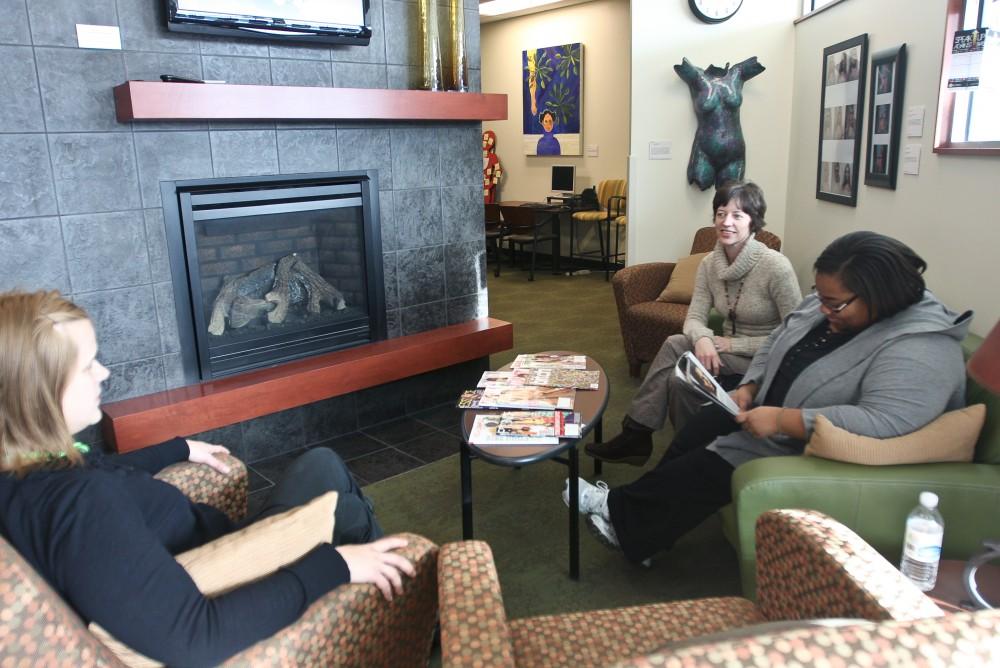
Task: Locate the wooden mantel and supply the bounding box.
[102,318,513,452]
[114,81,508,122]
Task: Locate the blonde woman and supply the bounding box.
[0,291,413,666]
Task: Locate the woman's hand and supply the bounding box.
[734,407,782,439]
[694,337,722,375]
[729,383,758,411]
[186,439,231,475]
[337,537,416,601]
[713,336,732,353]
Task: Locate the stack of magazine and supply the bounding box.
[461,353,599,446]
[468,410,582,445]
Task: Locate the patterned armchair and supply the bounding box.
[612,227,781,377]
[0,455,439,667]
[435,509,989,668]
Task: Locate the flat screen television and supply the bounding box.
[165,0,372,46]
[551,165,576,195]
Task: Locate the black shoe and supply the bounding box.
[585,417,653,466]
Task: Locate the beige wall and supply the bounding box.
[627,0,799,265]
[784,0,1000,336]
[480,0,631,205]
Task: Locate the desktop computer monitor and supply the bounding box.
[551,165,575,195]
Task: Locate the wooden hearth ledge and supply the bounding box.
[102,318,513,453]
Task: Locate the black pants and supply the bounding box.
[242,447,384,545]
[607,405,739,563]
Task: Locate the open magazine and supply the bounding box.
[674,352,740,416]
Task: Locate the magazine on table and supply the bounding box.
[674,352,740,416]
[457,389,485,409]
[496,411,582,439]
[511,353,588,370]
[469,411,582,445]
[523,368,600,390]
[478,385,576,410]
[476,370,531,388]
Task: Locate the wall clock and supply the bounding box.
[688,0,743,24]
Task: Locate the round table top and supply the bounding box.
[461,353,609,467]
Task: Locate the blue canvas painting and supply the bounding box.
[522,42,583,156]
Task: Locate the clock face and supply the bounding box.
[689,0,744,24]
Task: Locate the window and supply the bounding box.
[935,0,1000,154]
[801,0,840,17]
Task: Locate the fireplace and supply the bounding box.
[162,171,386,382]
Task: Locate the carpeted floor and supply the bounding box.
[365,267,742,622]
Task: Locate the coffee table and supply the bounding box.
[460,352,609,579]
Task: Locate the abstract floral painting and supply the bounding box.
[522,42,583,156]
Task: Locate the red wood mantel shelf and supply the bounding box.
[114,81,508,122]
[102,317,513,453]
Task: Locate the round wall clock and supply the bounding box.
[688,0,743,24]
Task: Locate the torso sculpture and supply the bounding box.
[674,57,765,190]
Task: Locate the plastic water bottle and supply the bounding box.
[899,491,945,591]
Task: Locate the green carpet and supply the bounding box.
[365,269,741,621]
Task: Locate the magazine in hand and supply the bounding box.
[674,352,740,416]
[478,385,576,410]
[511,353,588,370]
[496,411,582,439]
[523,368,600,390]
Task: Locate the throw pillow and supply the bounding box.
[804,405,985,465]
[89,490,339,667]
[656,252,709,304]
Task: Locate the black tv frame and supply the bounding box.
[164,0,372,47]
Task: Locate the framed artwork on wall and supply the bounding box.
[816,34,868,206]
[865,44,907,189]
[522,42,583,156]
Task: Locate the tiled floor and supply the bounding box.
[245,401,463,515]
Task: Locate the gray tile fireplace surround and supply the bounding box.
[0,0,489,466]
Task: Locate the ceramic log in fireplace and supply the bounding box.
[162,171,386,382]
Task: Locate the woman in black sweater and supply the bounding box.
[0,290,414,666]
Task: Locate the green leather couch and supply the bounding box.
[719,334,1000,599]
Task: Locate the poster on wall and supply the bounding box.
[816,34,867,207]
[865,44,906,189]
[522,42,583,156]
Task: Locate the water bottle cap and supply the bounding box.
[919,491,939,509]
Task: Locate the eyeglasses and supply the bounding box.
[812,288,858,313]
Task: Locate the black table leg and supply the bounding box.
[568,445,580,580]
[460,440,474,539]
[593,417,604,477]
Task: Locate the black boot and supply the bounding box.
[585,416,653,466]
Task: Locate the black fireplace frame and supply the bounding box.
[161,170,386,384]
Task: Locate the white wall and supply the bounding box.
[628,0,799,265]
[784,0,1000,336]
[480,0,631,203]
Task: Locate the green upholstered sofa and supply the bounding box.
[720,333,1000,599]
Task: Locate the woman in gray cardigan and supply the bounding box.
[568,231,971,564]
[588,181,801,466]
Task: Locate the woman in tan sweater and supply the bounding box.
[587,181,801,466]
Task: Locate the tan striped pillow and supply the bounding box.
[805,405,985,465]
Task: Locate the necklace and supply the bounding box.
[725,279,746,336]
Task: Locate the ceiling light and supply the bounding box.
[479,0,563,17]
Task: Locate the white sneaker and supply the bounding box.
[562,478,610,519]
[586,513,621,550]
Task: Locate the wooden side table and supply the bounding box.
[926,559,1000,612]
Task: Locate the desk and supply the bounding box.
[459,352,608,579]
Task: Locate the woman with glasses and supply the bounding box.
[568,231,971,565]
[588,180,801,466]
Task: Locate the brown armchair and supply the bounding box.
[0,455,439,667]
[613,227,781,377]
[436,508,980,668]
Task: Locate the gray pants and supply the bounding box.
[629,333,751,433]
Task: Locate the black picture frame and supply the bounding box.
[816,34,868,206]
[865,44,906,189]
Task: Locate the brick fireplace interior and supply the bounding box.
[0,0,494,475]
